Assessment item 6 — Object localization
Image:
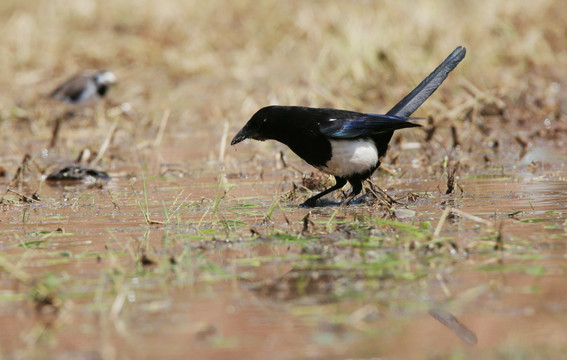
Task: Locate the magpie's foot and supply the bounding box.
[343,195,372,205]
[342,191,364,206]
[342,196,357,206]
[300,198,318,208]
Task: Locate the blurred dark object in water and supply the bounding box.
[46,165,110,183]
[429,308,478,346]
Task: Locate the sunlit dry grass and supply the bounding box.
[0,0,564,182]
[1,0,564,130]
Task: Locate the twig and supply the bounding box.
[107,190,120,210]
[367,180,399,205]
[7,188,41,203]
[433,207,492,239]
[0,253,31,284]
[154,109,170,148]
[449,207,492,225]
[433,207,451,239]
[218,120,229,162]
[9,154,31,188]
[446,162,459,195]
[49,117,62,148]
[93,118,119,165]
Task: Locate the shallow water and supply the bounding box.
[1,139,566,359]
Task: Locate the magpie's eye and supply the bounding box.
[263,118,267,123]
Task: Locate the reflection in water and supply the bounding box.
[428,308,478,346]
[1,162,567,358]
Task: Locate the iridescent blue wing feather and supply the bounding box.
[319,114,420,139]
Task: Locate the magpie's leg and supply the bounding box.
[343,179,363,205]
[301,177,347,207]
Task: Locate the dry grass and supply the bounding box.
[1,0,564,138]
[0,0,564,184]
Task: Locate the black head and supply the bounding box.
[231,106,281,145]
[93,71,117,96]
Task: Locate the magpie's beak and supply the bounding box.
[231,127,251,145]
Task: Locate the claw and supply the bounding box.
[300,198,317,208]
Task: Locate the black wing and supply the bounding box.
[319,113,420,139]
[50,73,88,101]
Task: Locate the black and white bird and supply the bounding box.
[49,70,117,106]
[231,46,466,207]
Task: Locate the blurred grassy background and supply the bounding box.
[0,0,565,170]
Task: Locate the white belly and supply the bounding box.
[318,139,379,177]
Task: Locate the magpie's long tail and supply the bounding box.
[374,46,466,157]
[387,46,466,117]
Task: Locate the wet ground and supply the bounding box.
[1,122,566,359]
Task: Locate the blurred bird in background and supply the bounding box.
[49,70,117,106]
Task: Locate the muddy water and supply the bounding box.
[0,140,566,359]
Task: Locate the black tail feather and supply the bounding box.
[375,46,466,157]
[387,46,466,117]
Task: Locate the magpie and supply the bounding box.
[231,46,466,207]
[49,70,117,105]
